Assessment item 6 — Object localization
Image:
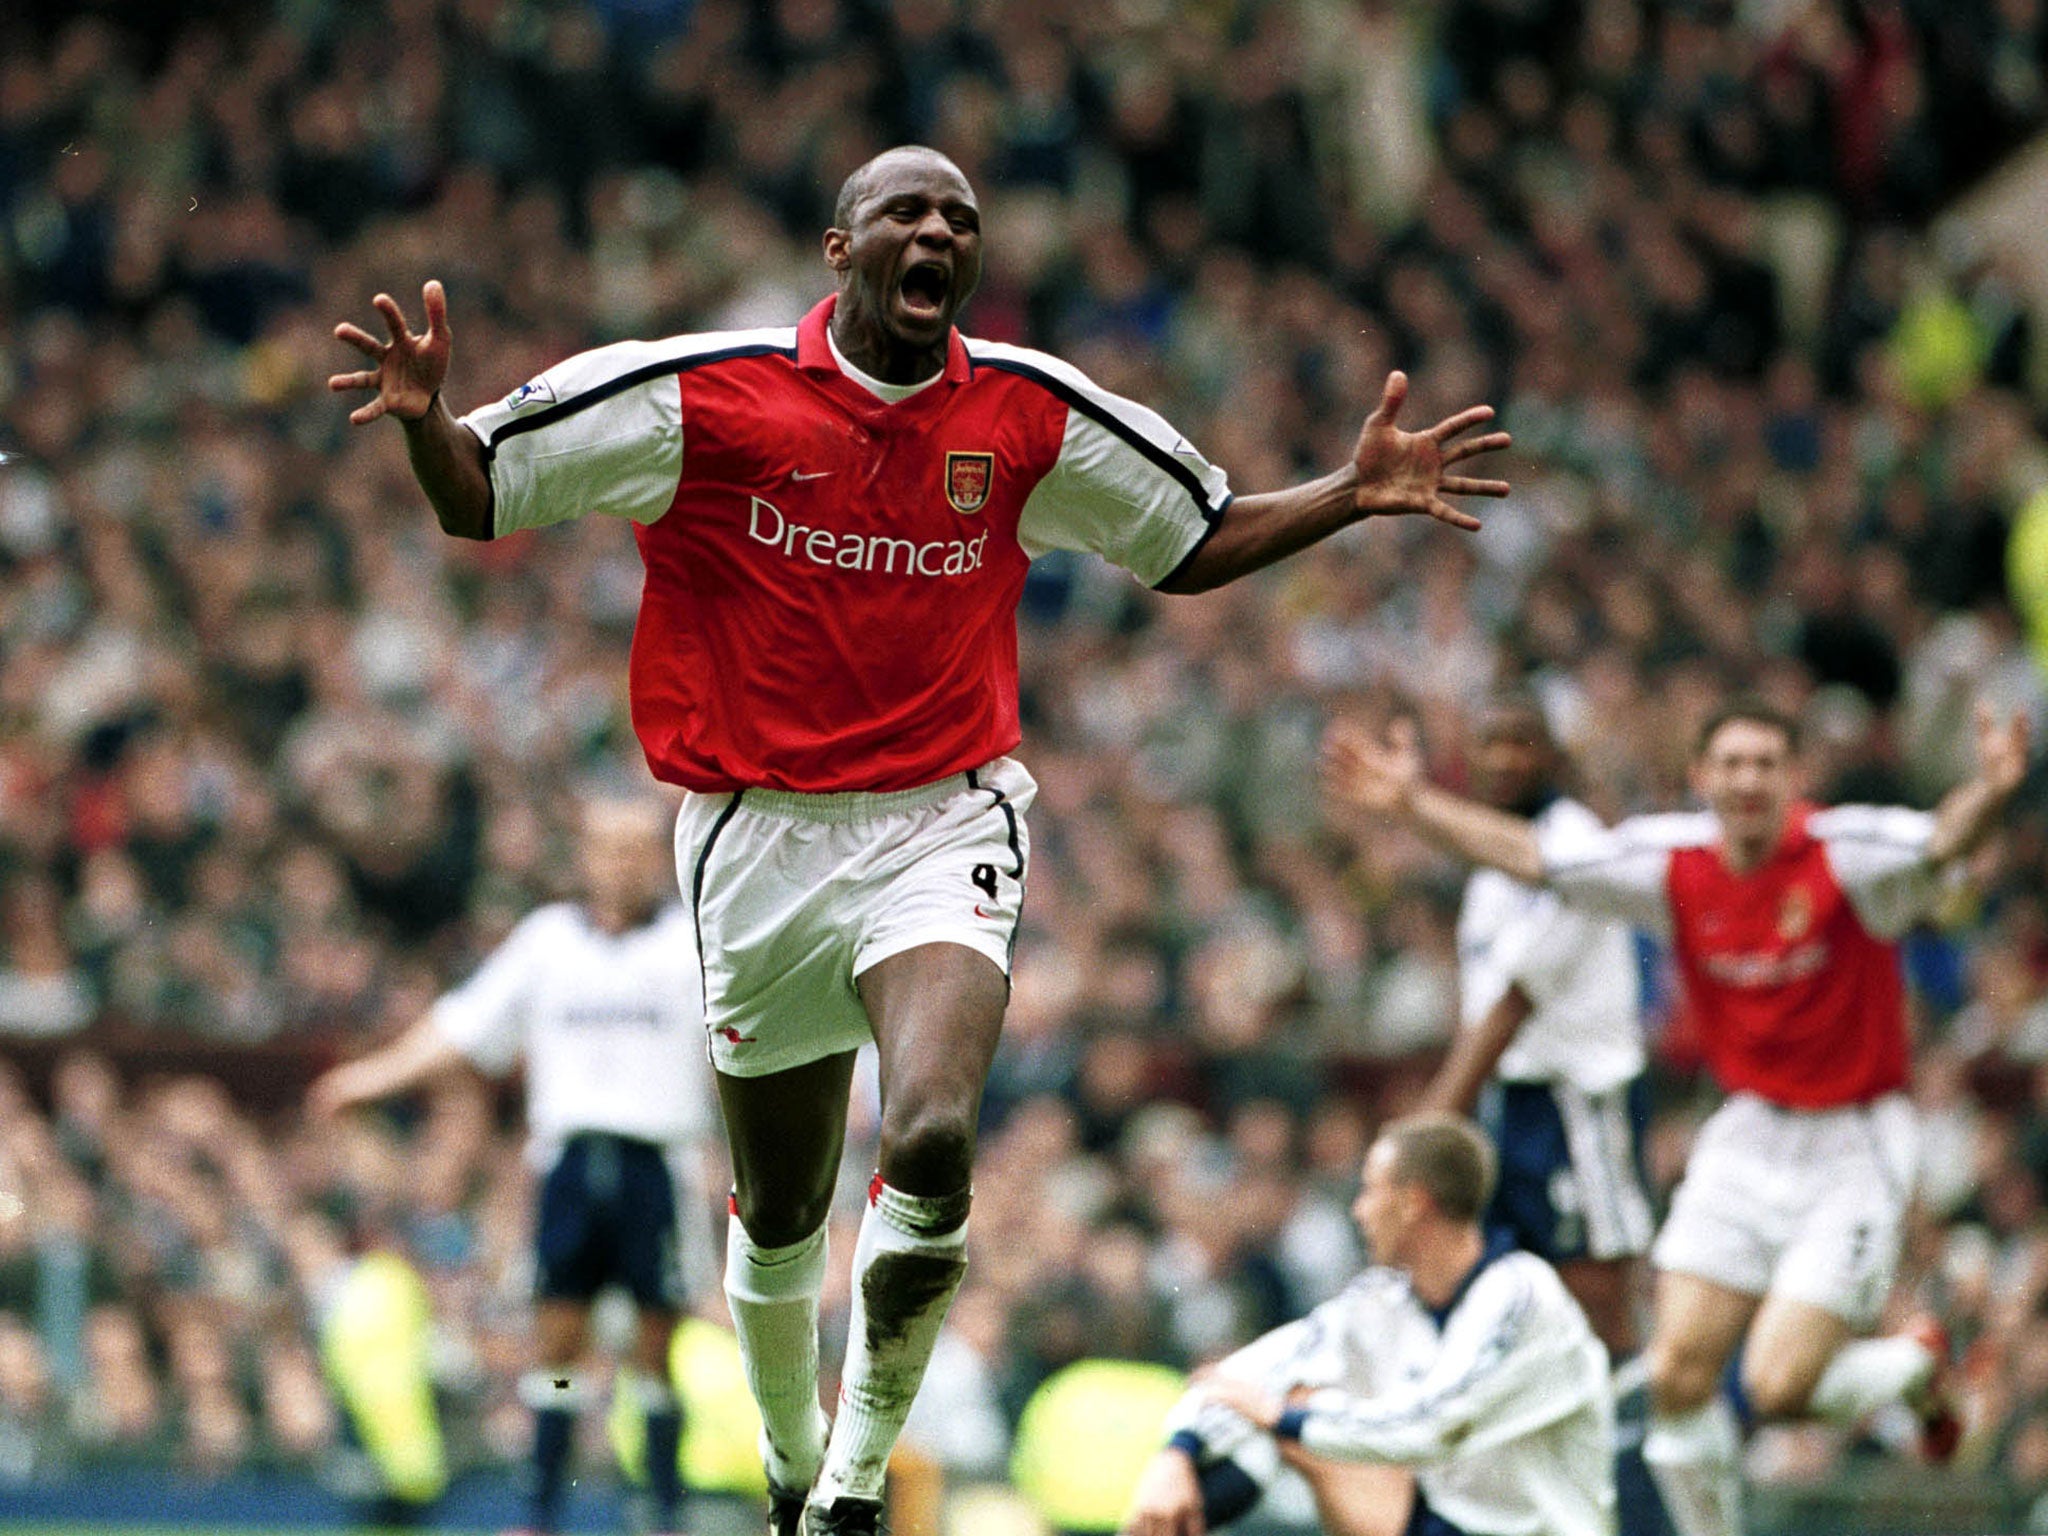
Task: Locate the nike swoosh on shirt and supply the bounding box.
[791,469,834,481]
[974,905,999,919]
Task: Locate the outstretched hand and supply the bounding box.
[330,280,452,426]
[1976,702,2031,799]
[1351,372,1511,530]
[1321,717,1424,817]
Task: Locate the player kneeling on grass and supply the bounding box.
[1124,1114,1614,1536]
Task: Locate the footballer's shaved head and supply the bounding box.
[824,143,983,383]
[1473,686,1562,815]
[833,145,972,230]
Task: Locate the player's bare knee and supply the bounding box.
[877,1102,977,1196]
[1592,1308,1640,1362]
[632,1312,680,1375]
[1647,1339,1720,1415]
[732,1184,832,1251]
[1739,1354,1815,1420]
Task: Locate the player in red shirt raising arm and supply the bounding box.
[1323,696,2030,1536]
[331,146,1510,1536]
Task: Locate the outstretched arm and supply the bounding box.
[1322,718,1545,885]
[1158,372,1509,595]
[307,1016,467,1118]
[1926,704,2030,866]
[330,280,493,540]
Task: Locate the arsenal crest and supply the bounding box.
[945,451,994,514]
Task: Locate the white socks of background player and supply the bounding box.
[1807,1334,1938,1422]
[812,1179,971,1508]
[1641,1338,1939,1536]
[1643,1398,1743,1536]
[724,1214,831,1491]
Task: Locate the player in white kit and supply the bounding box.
[310,796,713,1536]
[1124,1114,1614,1536]
[1421,692,1650,1353]
[1418,695,1660,1535]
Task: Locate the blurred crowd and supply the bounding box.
[5,0,2048,1522]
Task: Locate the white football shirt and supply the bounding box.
[1458,797,1644,1092]
[430,901,711,1164]
[1167,1246,1615,1536]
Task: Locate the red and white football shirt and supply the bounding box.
[1536,804,1940,1109]
[457,296,1232,793]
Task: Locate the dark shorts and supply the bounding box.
[1405,1488,1468,1536]
[1483,1076,1654,1264]
[534,1132,686,1309]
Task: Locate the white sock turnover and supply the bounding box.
[724,1211,831,1491]
[1806,1335,1937,1423]
[1643,1397,1743,1536]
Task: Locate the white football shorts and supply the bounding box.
[1652,1091,1918,1328]
[674,757,1034,1078]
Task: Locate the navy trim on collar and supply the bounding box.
[1424,1230,1517,1330]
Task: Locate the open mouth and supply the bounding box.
[898,261,951,320]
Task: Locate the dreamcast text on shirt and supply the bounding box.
[746,495,990,577]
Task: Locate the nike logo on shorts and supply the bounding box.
[791,469,833,481]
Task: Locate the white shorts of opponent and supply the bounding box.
[674,757,1035,1079]
[1652,1091,1919,1329]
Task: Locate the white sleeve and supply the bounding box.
[457,330,808,537]
[1161,1316,1320,1470]
[428,911,554,1074]
[1811,805,1941,940]
[1488,806,1638,1006]
[1289,1267,1601,1466]
[1162,1288,1375,1482]
[1537,813,1705,939]
[974,343,1231,585]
